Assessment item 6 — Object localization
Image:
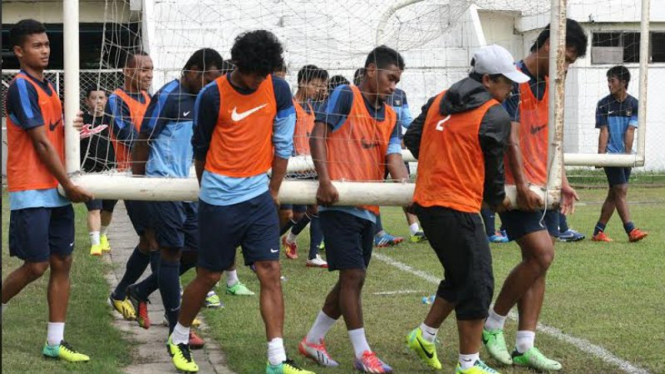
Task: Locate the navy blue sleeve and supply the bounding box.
[315,84,354,131]
[141,83,178,142]
[272,77,296,159]
[629,96,639,127]
[106,94,138,146]
[595,98,608,128]
[503,82,521,122]
[6,78,44,129]
[192,81,220,162]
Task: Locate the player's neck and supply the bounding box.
[524,53,547,80]
[123,81,142,94]
[294,89,307,103]
[612,90,628,102]
[358,81,380,108]
[21,64,45,82]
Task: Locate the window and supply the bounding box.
[592,31,665,64]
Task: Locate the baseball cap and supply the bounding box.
[470,45,530,84]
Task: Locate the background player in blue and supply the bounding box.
[169,31,313,374]
[106,50,158,322]
[3,19,93,363]
[592,65,648,243]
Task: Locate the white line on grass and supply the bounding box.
[373,290,423,295]
[373,252,651,374]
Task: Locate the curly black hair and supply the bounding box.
[10,19,46,49]
[530,18,588,58]
[231,30,284,76]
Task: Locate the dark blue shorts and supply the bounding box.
[604,167,632,187]
[124,200,152,236]
[279,204,307,213]
[150,201,199,251]
[320,210,375,271]
[9,205,75,262]
[499,209,559,241]
[85,199,117,212]
[198,192,280,272]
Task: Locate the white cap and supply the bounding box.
[470,45,530,84]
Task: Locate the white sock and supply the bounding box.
[100,225,109,236]
[47,322,65,346]
[516,330,536,353]
[419,322,438,343]
[286,231,297,244]
[459,352,480,369]
[171,322,190,345]
[226,270,239,288]
[348,328,371,359]
[306,311,337,344]
[89,231,101,246]
[484,309,507,331]
[409,223,420,235]
[267,338,287,366]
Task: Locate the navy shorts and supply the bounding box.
[198,192,280,272]
[604,167,632,187]
[9,205,75,262]
[124,200,152,236]
[151,201,199,251]
[86,199,118,212]
[320,210,375,271]
[499,209,559,240]
[279,204,307,213]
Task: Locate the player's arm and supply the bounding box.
[480,105,511,212]
[132,89,169,175]
[403,96,435,159]
[503,87,542,210]
[398,91,414,131]
[310,85,354,206]
[106,95,139,148]
[386,118,408,181]
[624,99,638,154]
[7,80,92,202]
[596,100,609,154]
[192,83,220,185]
[270,78,296,206]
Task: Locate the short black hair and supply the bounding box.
[530,18,588,58]
[221,60,236,74]
[231,30,284,76]
[364,45,405,70]
[328,75,350,92]
[183,48,223,73]
[607,65,631,89]
[126,49,150,68]
[297,65,328,85]
[10,19,47,49]
[353,68,364,86]
[85,85,106,98]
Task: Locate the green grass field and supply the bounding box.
[3,187,664,374]
[1,192,132,374]
[193,187,665,374]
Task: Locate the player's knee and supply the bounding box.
[24,261,49,279]
[197,269,222,288]
[160,247,182,262]
[339,269,366,289]
[254,261,281,282]
[533,250,555,272]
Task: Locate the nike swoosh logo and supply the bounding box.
[417,338,434,359]
[183,111,191,116]
[608,111,615,114]
[80,124,109,139]
[530,124,547,135]
[231,104,267,122]
[360,137,380,149]
[270,248,279,253]
[49,119,62,131]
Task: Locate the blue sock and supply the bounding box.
[113,246,150,299]
[150,251,160,274]
[158,258,181,334]
[135,271,159,301]
[179,260,195,276]
[374,214,384,235]
[292,213,312,236]
[623,221,635,234]
[308,214,323,260]
[559,211,570,233]
[593,222,606,236]
[280,219,297,236]
[481,208,496,236]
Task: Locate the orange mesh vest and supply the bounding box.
[505,74,549,186]
[414,91,499,213]
[205,75,277,177]
[110,89,150,171]
[326,86,396,215]
[6,73,64,192]
[293,100,315,155]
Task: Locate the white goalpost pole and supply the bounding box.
[63,0,81,175]
[635,0,650,167]
[546,0,565,205]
